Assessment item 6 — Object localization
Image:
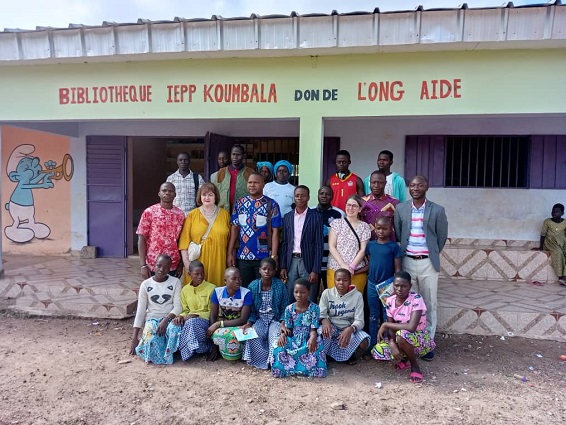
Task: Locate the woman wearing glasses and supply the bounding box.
[327,195,371,293]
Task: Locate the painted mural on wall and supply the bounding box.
[5,144,73,242]
[1,126,72,254]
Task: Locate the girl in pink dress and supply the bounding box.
[371,271,435,383]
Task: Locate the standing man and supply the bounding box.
[167,152,205,216]
[394,175,448,354]
[137,182,186,279]
[280,186,323,302]
[211,144,254,212]
[313,185,344,290]
[326,150,364,212]
[361,170,400,241]
[264,160,296,216]
[364,150,407,202]
[227,173,282,287]
[209,150,230,183]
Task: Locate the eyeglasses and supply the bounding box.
[345,203,360,209]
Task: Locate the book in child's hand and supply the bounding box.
[233,327,259,342]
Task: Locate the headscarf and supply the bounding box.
[274,160,294,176]
[256,161,274,175]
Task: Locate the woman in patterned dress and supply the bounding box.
[242,258,288,369]
[271,279,326,378]
[207,267,252,361]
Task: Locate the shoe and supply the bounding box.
[394,359,410,370]
[410,371,423,383]
[421,351,435,361]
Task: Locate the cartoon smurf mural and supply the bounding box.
[4,144,73,243]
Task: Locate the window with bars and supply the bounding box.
[444,136,529,188]
[405,135,566,189]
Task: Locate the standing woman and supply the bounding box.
[257,161,274,183]
[179,183,230,286]
[327,194,371,293]
[264,160,296,217]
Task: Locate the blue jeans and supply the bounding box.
[367,279,385,348]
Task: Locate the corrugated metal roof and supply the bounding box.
[0,2,564,64]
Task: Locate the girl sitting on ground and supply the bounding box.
[319,268,370,364]
[129,254,183,364]
[207,267,252,361]
[242,258,288,369]
[533,203,566,285]
[371,271,436,384]
[271,279,327,378]
[174,260,216,361]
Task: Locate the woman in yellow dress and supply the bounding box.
[179,183,230,286]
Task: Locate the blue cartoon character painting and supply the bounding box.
[4,144,73,243]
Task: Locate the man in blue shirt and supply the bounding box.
[227,173,282,287]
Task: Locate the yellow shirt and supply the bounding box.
[179,280,215,320]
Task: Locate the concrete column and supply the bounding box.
[298,115,323,206]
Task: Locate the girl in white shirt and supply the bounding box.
[129,254,183,364]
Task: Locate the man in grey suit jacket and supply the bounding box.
[394,175,448,346]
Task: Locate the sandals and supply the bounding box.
[394,360,410,370]
[410,371,424,383]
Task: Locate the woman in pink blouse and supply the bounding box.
[371,271,436,384]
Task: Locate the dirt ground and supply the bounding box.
[1,311,565,425]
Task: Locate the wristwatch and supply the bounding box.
[270,254,278,260]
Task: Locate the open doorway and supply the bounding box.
[128,134,309,255]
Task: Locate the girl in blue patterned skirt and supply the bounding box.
[271,279,326,378]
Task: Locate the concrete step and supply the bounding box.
[2,293,137,319]
[441,239,557,282]
[437,278,566,342]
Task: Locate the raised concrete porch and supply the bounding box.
[0,254,565,342]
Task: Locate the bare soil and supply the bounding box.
[1,311,565,425]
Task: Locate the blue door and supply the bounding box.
[86,136,127,257]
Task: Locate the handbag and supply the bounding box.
[187,208,219,261]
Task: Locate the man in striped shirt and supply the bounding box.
[394,175,448,354]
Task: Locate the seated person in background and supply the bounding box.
[256,161,274,183]
[207,267,252,361]
[129,254,183,365]
[174,261,216,361]
[242,258,288,370]
[533,203,566,285]
[272,279,327,378]
[371,271,436,384]
[264,160,296,216]
[319,268,370,365]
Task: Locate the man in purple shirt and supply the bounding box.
[361,170,400,241]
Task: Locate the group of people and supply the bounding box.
[131,145,449,383]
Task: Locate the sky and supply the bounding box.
[0,0,538,30]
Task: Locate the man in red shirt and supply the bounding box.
[326,150,364,212]
[137,182,186,279]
